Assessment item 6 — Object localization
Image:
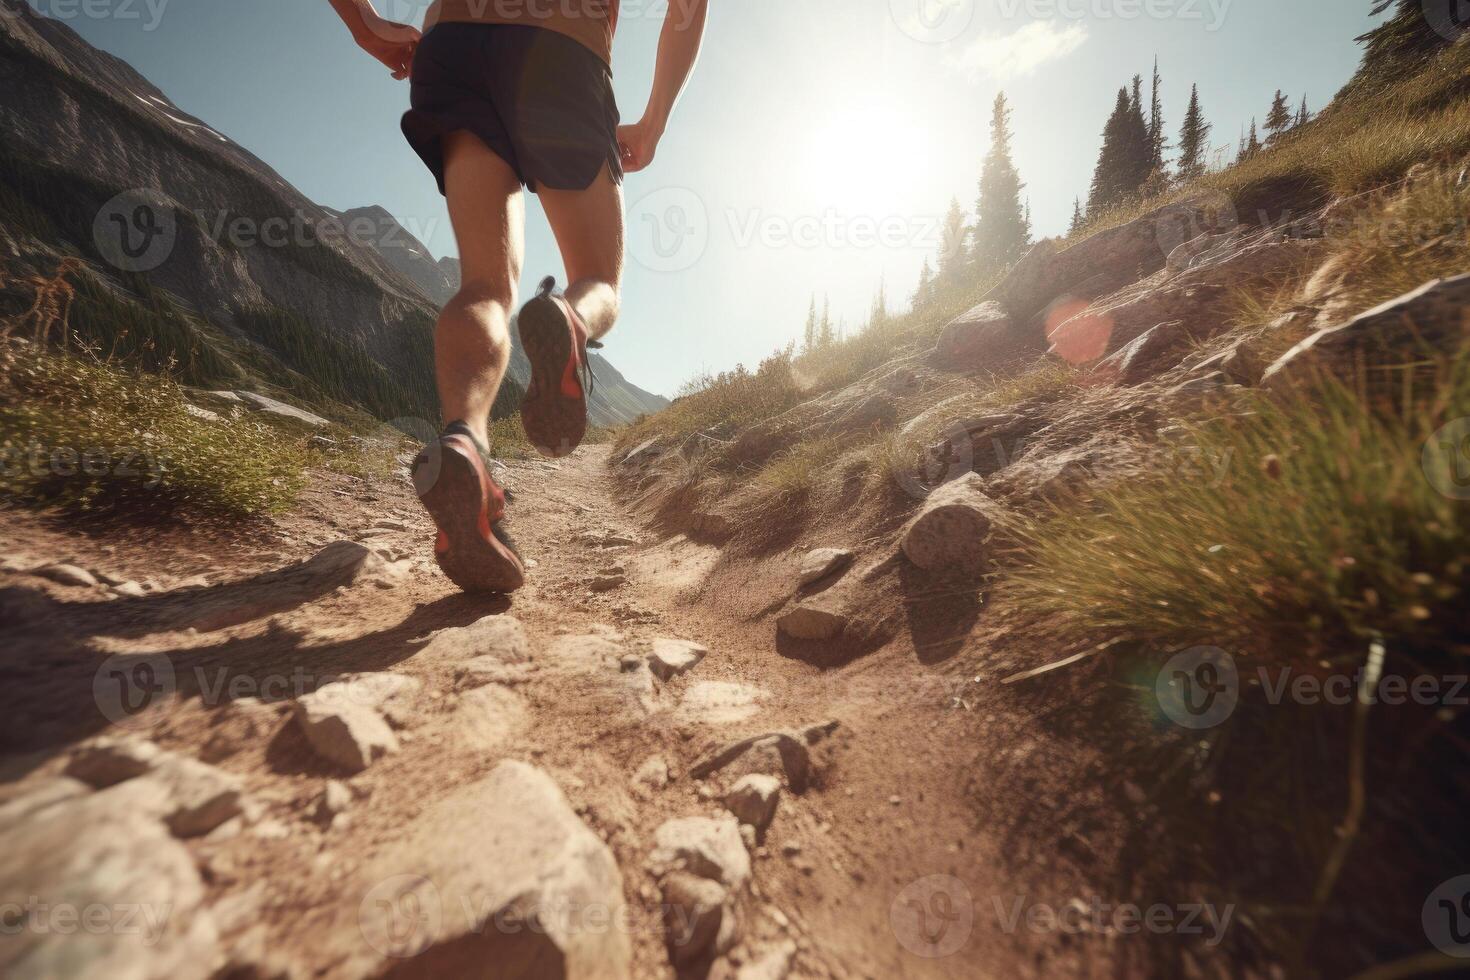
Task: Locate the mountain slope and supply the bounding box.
[0,2,663,428]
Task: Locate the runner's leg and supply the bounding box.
[436,129,525,446]
[537,162,624,342]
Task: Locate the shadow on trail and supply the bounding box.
[0,579,507,777]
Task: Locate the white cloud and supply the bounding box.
[946,21,1090,81]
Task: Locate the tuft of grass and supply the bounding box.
[487,414,534,460]
[1012,351,1470,661]
[0,342,308,516]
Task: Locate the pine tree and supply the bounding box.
[1068,198,1085,236]
[1176,83,1211,180]
[1087,87,1153,214]
[1148,57,1167,172]
[1237,119,1261,162]
[914,258,933,309]
[870,276,888,326]
[802,295,817,352]
[1264,90,1293,141]
[972,92,1030,273]
[938,197,968,288]
[1296,94,1312,128]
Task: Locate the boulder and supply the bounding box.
[797,548,852,588]
[662,871,733,966]
[1047,280,1230,364]
[648,638,709,681]
[650,815,751,890]
[1263,274,1470,389]
[776,604,847,641]
[723,774,781,836]
[931,301,1040,372]
[350,761,631,977]
[900,473,1005,572]
[0,786,221,979]
[619,436,664,467]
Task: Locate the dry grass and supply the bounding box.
[1011,351,1470,661]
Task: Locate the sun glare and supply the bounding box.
[797,95,934,214]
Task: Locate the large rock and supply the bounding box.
[0,784,221,979]
[1091,320,1190,384]
[932,301,1042,374]
[650,815,751,891]
[1263,274,1470,389]
[350,761,630,977]
[900,473,1005,572]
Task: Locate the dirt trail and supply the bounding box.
[0,446,1114,979]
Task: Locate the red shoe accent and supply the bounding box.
[414,435,524,594]
[518,286,592,459]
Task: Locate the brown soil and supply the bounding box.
[0,447,1183,979]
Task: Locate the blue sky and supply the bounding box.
[37,0,1379,397]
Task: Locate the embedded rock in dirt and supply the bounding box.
[776,603,847,641]
[456,656,537,689]
[546,634,660,717]
[0,777,90,824]
[619,436,665,467]
[634,755,671,791]
[417,613,531,664]
[349,760,630,978]
[36,562,98,587]
[66,737,245,838]
[1047,280,1230,364]
[589,573,627,593]
[1263,274,1470,389]
[293,696,397,774]
[691,733,813,794]
[237,391,330,429]
[0,786,221,979]
[900,472,1004,572]
[724,774,781,836]
[452,684,530,750]
[1091,320,1190,384]
[797,548,853,588]
[662,870,734,966]
[648,637,709,681]
[650,814,751,890]
[931,301,1039,372]
[674,681,768,725]
[313,779,353,828]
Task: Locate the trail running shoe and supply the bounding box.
[411,422,525,595]
[518,276,599,458]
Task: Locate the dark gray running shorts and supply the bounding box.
[402,23,623,195]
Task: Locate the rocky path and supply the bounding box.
[0,446,1088,980]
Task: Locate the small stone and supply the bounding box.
[634,755,670,791]
[589,573,627,593]
[776,604,847,641]
[648,638,709,681]
[889,795,902,806]
[112,580,148,598]
[724,775,781,837]
[900,473,1005,572]
[780,841,802,858]
[293,697,398,773]
[314,780,353,827]
[650,815,751,890]
[797,548,853,588]
[37,563,97,588]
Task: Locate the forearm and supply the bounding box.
[326,0,380,40]
[638,0,708,133]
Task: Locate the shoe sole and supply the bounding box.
[414,436,525,595]
[518,295,588,459]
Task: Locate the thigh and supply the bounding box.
[537,163,625,288]
[442,129,525,295]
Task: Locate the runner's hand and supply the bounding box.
[354,15,420,80]
[617,119,663,173]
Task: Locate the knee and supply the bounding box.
[453,277,517,314]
